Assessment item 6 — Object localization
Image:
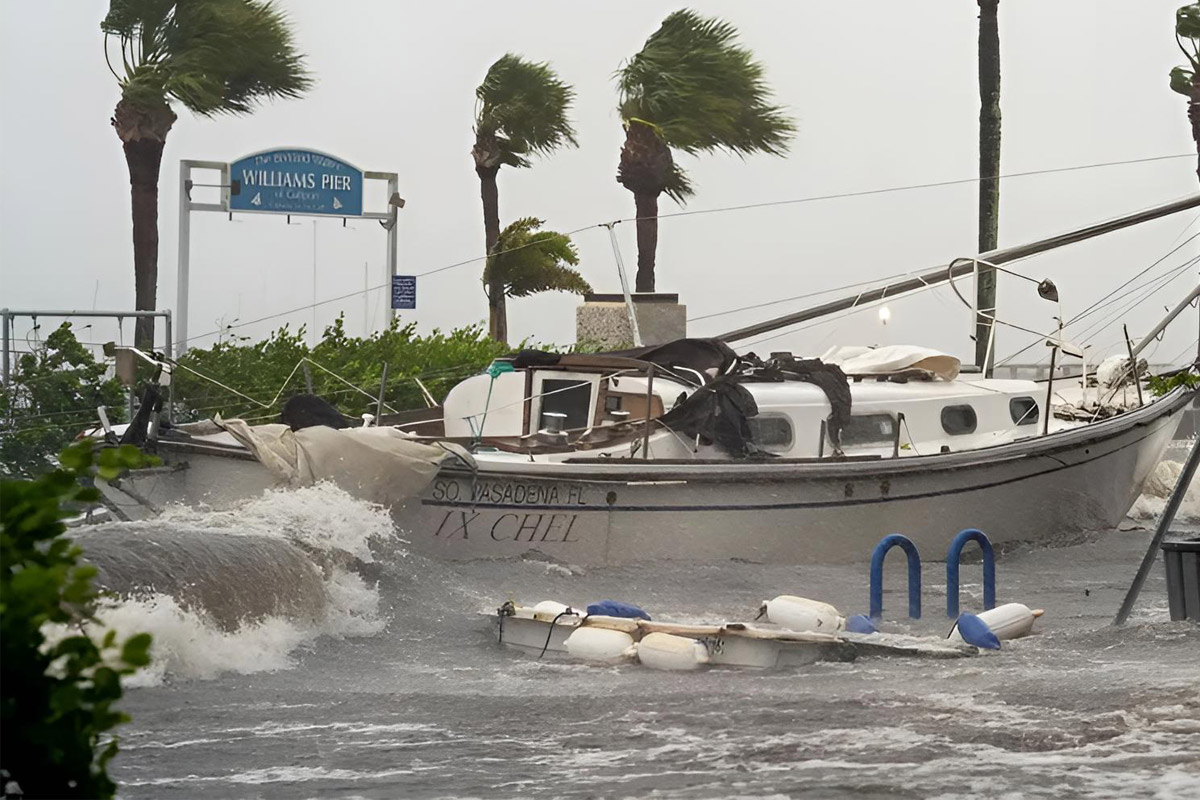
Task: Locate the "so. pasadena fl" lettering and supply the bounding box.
[430,479,587,506]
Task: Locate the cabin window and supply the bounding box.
[840,414,897,446]
[540,379,592,431]
[748,415,794,452]
[940,404,978,435]
[1009,396,1039,426]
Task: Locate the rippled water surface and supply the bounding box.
[72,481,1200,799]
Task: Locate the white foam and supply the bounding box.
[157,481,398,563]
[1130,459,1200,521]
[85,566,385,687]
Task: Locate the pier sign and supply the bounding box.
[392,275,417,310]
[229,148,363,216]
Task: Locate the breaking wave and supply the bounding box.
[71,484,395,686]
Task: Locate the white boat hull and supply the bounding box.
[102,389,1190,565]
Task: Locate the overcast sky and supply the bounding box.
[2,0,1199,372]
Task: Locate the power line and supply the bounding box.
[182,151,1195,347]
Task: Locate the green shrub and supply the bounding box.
[0,323,127,479]
[172,315,522,422]
[1147,370,1200,397]
[1,442,152,799]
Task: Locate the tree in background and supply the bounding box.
[1171,3,1200,184]
[975,0,1002,375]
[616,10,794,293]
[473,54,578,344]
[1,324,127,479]
[101,0,311,349]
[1,442,152,799]
[482,218,591,332]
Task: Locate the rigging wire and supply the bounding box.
[995,222,1200,367]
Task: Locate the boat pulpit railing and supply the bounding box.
[870,534,922,620]
[946,528,996,618]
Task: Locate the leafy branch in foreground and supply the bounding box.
[1,442,154,799]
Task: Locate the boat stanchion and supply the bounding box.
[946,528,996,618]
[870,534,921,620]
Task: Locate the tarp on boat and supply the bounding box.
[819,345,960,381]
[217,420,468,508]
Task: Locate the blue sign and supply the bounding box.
[229,148,363,216]
[392,275,416,310]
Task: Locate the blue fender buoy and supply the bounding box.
[869,534,921,620]
[954,613,1001,650]
[586,600,651,620]
[844,614,878,634]
[946,528,996,618]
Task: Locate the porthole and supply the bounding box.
[747,415,794,452]
[941,404,978,435]
[840,414,897,446]
[1009,396,1039,426]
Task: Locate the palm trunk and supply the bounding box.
[112,98,175,351]
[1190,68,1200,184]
[476,163,507,345]
[124,139,165,350]
[634,192,659,293]
[975,0,1001,376]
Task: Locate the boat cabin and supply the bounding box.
[434,342,1049,461]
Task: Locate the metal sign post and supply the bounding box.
[176,150,402,353]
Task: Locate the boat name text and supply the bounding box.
[430,479,587,506]
[432,510,579,543]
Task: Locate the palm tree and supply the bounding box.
[482,218,591,344]
[616,10,795,293]
[1171,3,1200,184]
[102,0,311,349]
[473,54,578,344]
[975,0,1002,375]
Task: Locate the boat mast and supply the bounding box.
[718,194,1200,344]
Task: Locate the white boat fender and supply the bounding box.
[844,614,877,634]
[635,632,710,671]
[758,595,844,633]
[531,602,581,658]
[532,600,573,619]
[948,603,1044,644]
[565,627,636,662]
[952,613,1001,650]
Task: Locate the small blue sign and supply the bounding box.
[229,148,363,217]
[392,275,416,310]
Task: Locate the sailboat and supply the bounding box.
[94,195,1200,564]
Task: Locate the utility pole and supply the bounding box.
[976,0,1002,376]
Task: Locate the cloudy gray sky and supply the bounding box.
[2,0,1199,372]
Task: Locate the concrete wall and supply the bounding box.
[576,293,687,349]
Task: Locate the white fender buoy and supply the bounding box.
[532,600,573,620]
[948,603,1043,643]
[761,595,844,633]
[565,627,636,662]
[635,632,709,671]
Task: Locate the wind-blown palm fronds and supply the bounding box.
[483,220,591,326]
[102,0,311,348]
[472,54,577,344]
[616,9,795,292]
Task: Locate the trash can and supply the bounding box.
[1161,537,1200,621]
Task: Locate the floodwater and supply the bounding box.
[66,470,1200,799]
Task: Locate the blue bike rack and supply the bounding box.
[946,528,996,618]
[870,534,921,620]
